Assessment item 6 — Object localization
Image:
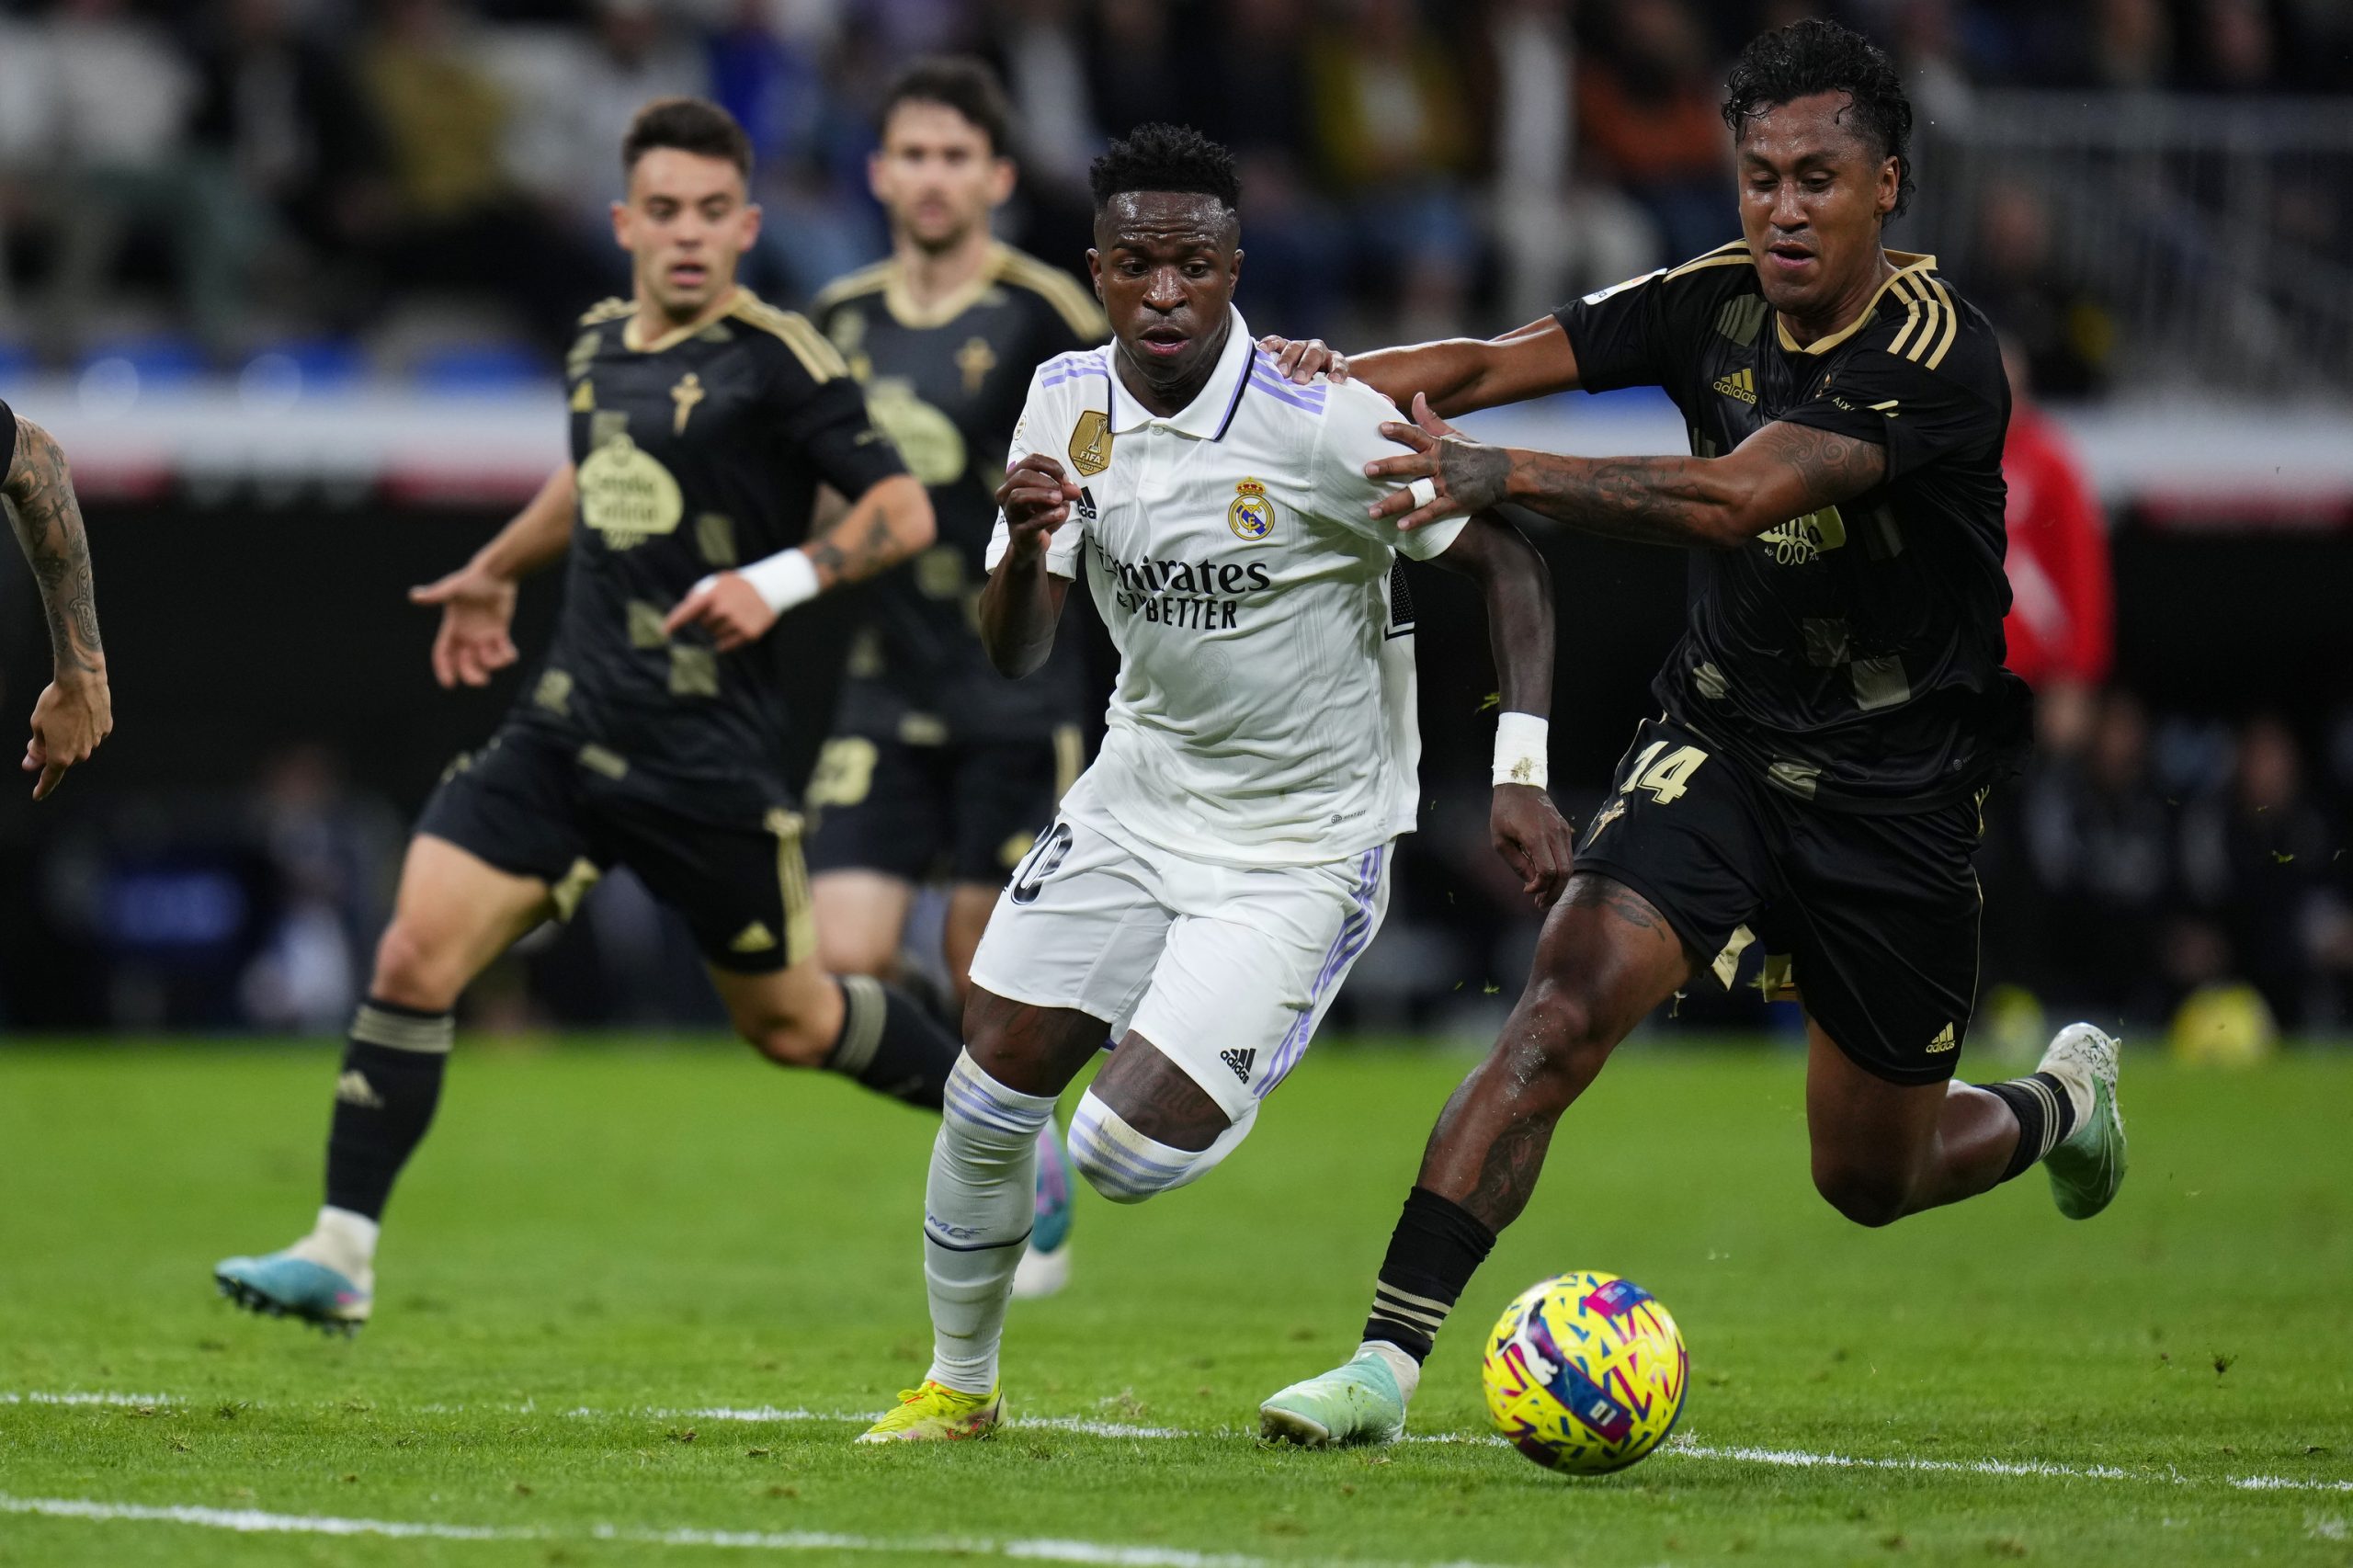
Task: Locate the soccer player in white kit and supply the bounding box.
[859,125,1577,1442]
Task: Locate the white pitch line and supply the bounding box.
[11,1391,2352,1495]
[0,1494,1494,1567]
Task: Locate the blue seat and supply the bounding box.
[409,344,551,395]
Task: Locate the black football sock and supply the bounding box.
[1362,1187,1499,1364]
[1981,1072,2079,1183]
[324,998,452,1221]
[823,975,961,1110]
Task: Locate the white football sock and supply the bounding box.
[925,1053,1056,1395]
[1358,1338,1423,1404]
[290,1206,378,1284]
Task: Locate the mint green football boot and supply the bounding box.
[1259,1349,1407,1448]
[215,1250,371,1335]
[2038,1023,2127,1220]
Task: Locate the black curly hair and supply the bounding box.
[1088,123,1242,215]
[1721,18,1915,219]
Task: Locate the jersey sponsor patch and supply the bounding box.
[576,431,684,547]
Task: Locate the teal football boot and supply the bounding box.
[1012,1121,1074,1300]
[2039,1023,2127,1220]
[215,1249,371,1335]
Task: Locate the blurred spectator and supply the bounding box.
[1307,0,1476,335]
[237,744,401,1034]
[1972,183,2114,400]
[2177,717,2352,1028]
[1471,0,1655,324]
[2084,0,2173,89]
[1194,0,1342,335]
[1575,0,1733,267]
[1997,335,2113,738]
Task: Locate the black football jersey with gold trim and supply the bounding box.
[515,290,904,810]
[1559,244,2029,812]
[813,244,1106,744]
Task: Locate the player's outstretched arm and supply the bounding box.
[977,454,1077,679]
[3,415,110,800]
[409,463,576,688]
[665,474,936,653]
[1427,515,1575,908]
[1261,316,1582,419]
[1367,397,1888,548]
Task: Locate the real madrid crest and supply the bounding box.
[1068,409,1113,477]
[1228,476,1276,542]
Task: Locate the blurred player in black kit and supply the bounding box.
[803,59,1108,1298]
[1259,20,2129,1448]
[216,97,1047,1334]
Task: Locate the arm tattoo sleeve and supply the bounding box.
[1488,421,1887,548]
[3,418,103,675]
[802,483,916,585]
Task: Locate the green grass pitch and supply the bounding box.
[2,1038,2347,1566]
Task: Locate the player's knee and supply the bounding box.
[1066,1091,1192,1205]
[369,922,466,1013]
[737,1008,833,1068]
[1811,1158,1910,1229]
[1516,978,1619,1085]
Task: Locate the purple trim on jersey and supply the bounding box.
[1249,352,1328,413]
[1210,351,1253,440]
[1040,356,1110,389]
[1259,846,1386,1095]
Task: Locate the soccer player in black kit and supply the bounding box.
[802,60,1108,1298]
[215,99,1017,1333]
[1259,21,2128,1445]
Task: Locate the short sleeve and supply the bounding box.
[1312,384,1470,562]
[983,394,1085,578]
[1778,347,2006,483]
[778,373,907,498]
[1553,268,1672,393]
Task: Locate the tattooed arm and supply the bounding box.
[664,473,937,652]
[4,415,110,800]
[1363,395,1889,549]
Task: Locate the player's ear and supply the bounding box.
[988,154,1017,208]
[739,201,763,251]
[609,199,631,252]
[866,148,889,205]
[1086,248,1104,301]
[1876,156,1899,219]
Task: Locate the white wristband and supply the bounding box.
[733,548,821,617]
[1492,710,1550,789]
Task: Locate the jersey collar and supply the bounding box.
[1107,305,1253,441]
[1774,250,1937,355]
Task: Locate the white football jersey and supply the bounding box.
[986,307,1467,869]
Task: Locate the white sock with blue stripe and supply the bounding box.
[1067,1089,1256,1204]
[925,1052,1057,1394]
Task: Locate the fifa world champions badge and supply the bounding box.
[1229,477,1276,542]
[1068,409,1113,477]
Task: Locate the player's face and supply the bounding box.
[1089,192,1242,391]
[1734,91,1900,323]
[613,149,762,321]
[870,102,1015,253]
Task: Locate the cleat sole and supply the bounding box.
[1258,1404,1335,1449]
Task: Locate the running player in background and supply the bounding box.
[2,406,110,799]
[859,125,1574,1443]
[214,98,1019,1334]
[1260,20,2127,1447]
[804,61,1108,1297]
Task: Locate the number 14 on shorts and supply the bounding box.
[1623,741,1710,804]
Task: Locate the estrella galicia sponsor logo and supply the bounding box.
[1092,538,1273,631]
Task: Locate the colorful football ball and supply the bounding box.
[1481,1271,1688,1473]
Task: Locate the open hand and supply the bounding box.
[1365,393,1511,530]
[410,561,519,687]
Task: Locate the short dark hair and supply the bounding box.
[878,57,1012,157]
[1089,123,1241,214]
[622,97,753,180]
[1722,19,1915,219]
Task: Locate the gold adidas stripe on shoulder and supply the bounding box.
[731,295,849,381]
[577,297,633,326]
[995,248,1108,340]
[1665,240,1752,279]
[811,260,895,314]
[1916,270,1961,369]
[1886,274,1932,360]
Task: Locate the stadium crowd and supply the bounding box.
[0,0,2346,378]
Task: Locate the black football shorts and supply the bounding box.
[1574,716,1986,1085]
[804,727,1084,888]
[415,726,813,973]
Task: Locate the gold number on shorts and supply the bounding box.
[806,737,878,809]
[1624,741,1709,805]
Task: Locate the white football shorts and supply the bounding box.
[966,800,1392,1120]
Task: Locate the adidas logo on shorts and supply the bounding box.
[1220,1048,1256,1083]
